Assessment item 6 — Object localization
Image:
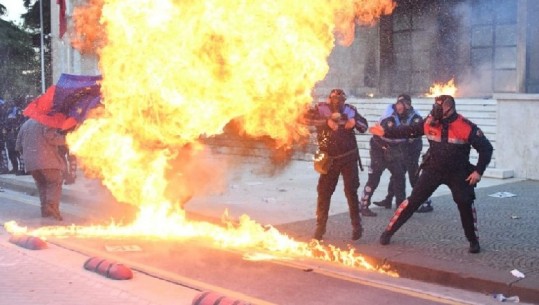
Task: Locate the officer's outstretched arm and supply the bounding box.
[383,122,424,139]
[369,124,384,136]
[469,126,493,175]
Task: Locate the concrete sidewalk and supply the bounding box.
[0,160,538,303]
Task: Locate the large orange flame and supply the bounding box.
[5,0,398,276]
[68,0,395,213]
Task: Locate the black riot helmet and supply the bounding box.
[328,88,347,113]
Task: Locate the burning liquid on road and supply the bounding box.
[5,0,397,276]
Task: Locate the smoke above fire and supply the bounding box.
[69,0,395,211]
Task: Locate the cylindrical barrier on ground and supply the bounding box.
[8,234,48,250]
[83,257,133,280]
[192,291,251,305]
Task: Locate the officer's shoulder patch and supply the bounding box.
[413,117,421,123]
[387,121,394,128]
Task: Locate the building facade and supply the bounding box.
[317,0,539,97]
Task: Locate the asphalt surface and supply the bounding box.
[0,161,538,304]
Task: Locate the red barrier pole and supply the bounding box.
[8,235,48,250]
[83,257,133,280]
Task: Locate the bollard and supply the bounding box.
[83,257,133,280]
[8,234,48,250]
[192,291,251,305]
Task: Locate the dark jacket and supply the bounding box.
[305,102,368,159]
[372,105,422,153]
[2,106,24,149]
[384,112,493,175]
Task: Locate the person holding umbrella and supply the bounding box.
[16,117,67,220]
[16,74,102,220]
[15,86,69,221]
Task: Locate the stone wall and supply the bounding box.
[494,94,539,180]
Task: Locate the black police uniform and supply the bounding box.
[360,108,409,214]
[305,101,368,240]
[380,108,424,207]
[380,111,493,252]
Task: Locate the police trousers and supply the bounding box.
[361,142,406,206]
[385,166,478,242]
[316,157,361,230]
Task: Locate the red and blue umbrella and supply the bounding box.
[23,74,102,130]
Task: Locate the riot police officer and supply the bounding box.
[371,95,493,253]
[304,89,368,241]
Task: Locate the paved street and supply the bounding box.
[0,160,538,304]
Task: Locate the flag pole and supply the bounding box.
[39,0,46,93]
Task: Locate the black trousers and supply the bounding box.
[386,145,421,201]
[316,157,361,231]
[7,148,20,172]
[0,141,8,172]
[385,166,478,242]
[361,141,406,207]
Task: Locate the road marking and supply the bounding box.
[105,244,143,252]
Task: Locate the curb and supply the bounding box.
[382,255,539,303]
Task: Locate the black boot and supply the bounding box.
[469,240,480,253]
[380,231,392,245]
[359,196,378,216]
[373,198,392,209]
[360,206,377,217]
[352,226,363,241]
